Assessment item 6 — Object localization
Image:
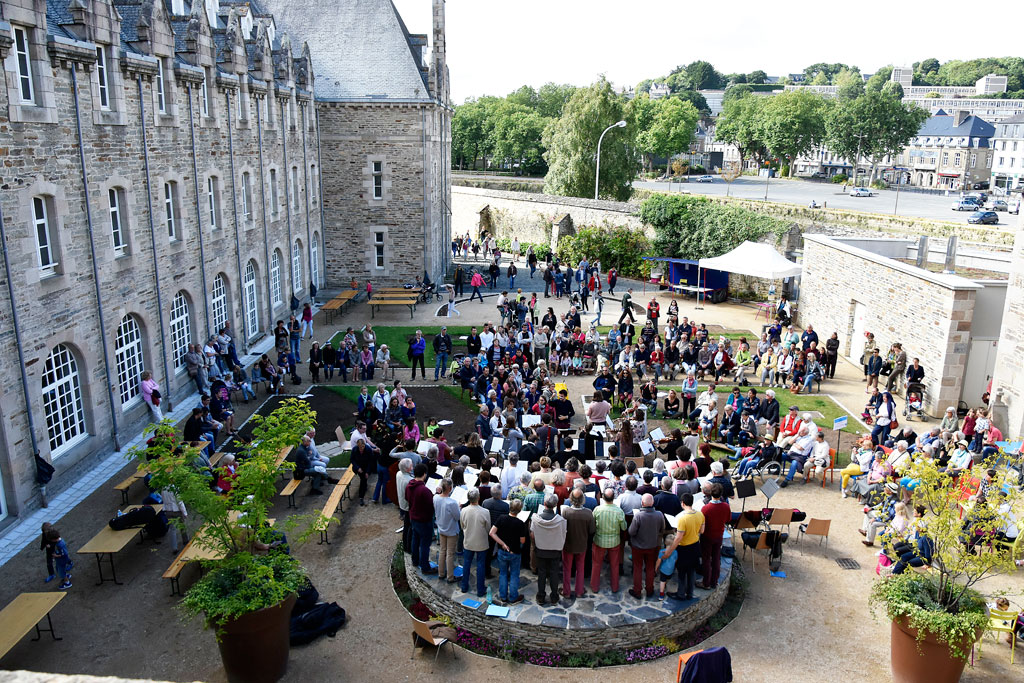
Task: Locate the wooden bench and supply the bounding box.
[113,472,144,505]
[209,451,226,468]
[78,504,163,585]
[0,593,66,658]
[280,476,305,509]
[274,446,293,481]
[163,516,276,595]
[318,466,356,544]
[368,298,418,319]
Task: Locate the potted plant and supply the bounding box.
[137,398,321,683]
[869,454,1022,683]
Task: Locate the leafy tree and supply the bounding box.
[543,77,638,201]
[758,90,830,176]
[802,62,854,84]
[685,60,723,90]
[881,80,904,99]
[748,70,768,85]
[865,65,894,93]
[672,90,709,114]
[664,70,692,92]
[489,101,547,176]
[723,83,753,104]
[639,194,789,260]
[627,93,659,171]
[557,224,652,277]
[636,97,700,176]
[725,72,747,85]
[826,91,929,183]
[810,70,829,85]
[835,68,865,101]
[506,85,539,110]
[635,79,654,95]
[714,93,768,166]
[452,97,497,169]
[918,57,940,75]
[536,83,577,119]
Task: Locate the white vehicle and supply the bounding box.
[987,199,1008,212]
[850,187,872,197]
[695,175,714,183]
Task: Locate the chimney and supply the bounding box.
[953,110,969,127]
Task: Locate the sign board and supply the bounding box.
[833,416,848,431]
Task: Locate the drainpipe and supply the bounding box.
[137,76,173,412]
[421,107,430,280]
[186,84,212,341]
[300,103,313,292]
[0,202,43,502]
[282,99,295,300]
[314,106,327,286]
[70,63,120,450]
[224,90,248,354]
[256,97,273,331]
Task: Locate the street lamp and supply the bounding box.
[595,120,627,200]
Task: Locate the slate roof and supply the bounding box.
[258,0,432,100]
[918,114,996,144]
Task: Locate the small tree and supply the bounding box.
[870,454,1024,661]
[716,162,743,196]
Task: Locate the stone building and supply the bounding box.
[261,0,452,286]
[990,213,1024,439]
[0,0,449,525]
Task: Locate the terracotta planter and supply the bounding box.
[890,615,980,683]
[216,594,297,683]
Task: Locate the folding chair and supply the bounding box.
[741,531,770,571]
[798,518,831,547]
[768,508,793,536]
[820,449,837,488]
[977,607,1020,665]
[731,513,755,543]
[410,616,457,670]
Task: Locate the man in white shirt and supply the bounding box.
[480,324,495,350]
[802,431,831,482]
[532,327,549,363]
[349,421,377,450]
[779,427,816,486]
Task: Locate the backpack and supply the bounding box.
[109,505,157,530]
[290,602,347,646]
[145,511,170,539]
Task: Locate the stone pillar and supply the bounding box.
[990,212,1024,438]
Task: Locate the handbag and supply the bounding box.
[889,418,899,430]
[880,361,893,376]
[151,388,161,407]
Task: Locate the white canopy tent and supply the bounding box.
[698,241,802,279]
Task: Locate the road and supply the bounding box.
[633,176,1016,226]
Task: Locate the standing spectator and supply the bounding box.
[607,267,618,295]
[300,302,314,340]
[366,279,373,300]
[531,494,567,605]
[824,332,840,379]
[490,497,527,604]
[507,262,518,290]
[396,459,415,551]
[591,488,627,594]
[488,260,500,289]
[351,438,376,506]
[800,324,818,351]
[628,494,663,599]
[288,315,301,358]
[527,247,538,278]
[140,371,163,422]
[433,326,453,381]
[470,270,485,302]
[865,348,883,392]
[483,485,510,578]
[562,488,596,598]
[46,527,73,590]
[662,492,705,601]
[885,343,908,393]
[408,330,426,380]
[433,479,462,583]
[308,342,323,382]
[646,298,660,332]
[406,464,435,574]
[460,488,491,597]
[699,484,731,589]
[453,263,465,297]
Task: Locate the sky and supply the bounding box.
[391,0,1024,103]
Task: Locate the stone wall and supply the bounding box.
[798,235,979,414]
[406,557,730,654]
[990,214,1024,438]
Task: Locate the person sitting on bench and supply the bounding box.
[292,436,338,496]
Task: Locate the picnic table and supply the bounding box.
[78,504,164,585]
[0,593,66,659]
[322,290,359,324]
[368,296,419,319]
[755,301,774,321]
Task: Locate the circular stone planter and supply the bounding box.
[406,556,732,655]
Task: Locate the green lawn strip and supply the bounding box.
[440,384,482,412]
[329,325,475,368]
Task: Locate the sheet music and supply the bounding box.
[649,428,666,442]
[490,467,502,478]
[522,414,541,428]
[664,513,679,529]
[516,509,532,522]
[489,437,505,454]
[639,439,655,455]
[435,465,450,478]
[515,460,529,474]
[463,472,478,487]
[450,487,469,505]
[417,440,432,455]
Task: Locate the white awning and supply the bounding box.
[698,241,802,279]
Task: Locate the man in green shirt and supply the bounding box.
[619,288,635,324]
[522,479,546,513]
[591,488,627,593]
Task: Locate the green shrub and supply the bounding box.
[870,179,888,190]
[690,164,706,175]
[831,173,848,184]
[495,238,552,260]
[556,223,652,278]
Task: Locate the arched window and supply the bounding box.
[244,261,259,338]
[114,315,144,409]
[170,292,191,370]
[211,274,228,332]
[42,344,87,456]
[292,239,303,293]
[311,233,321,288]
[270,249,282,305]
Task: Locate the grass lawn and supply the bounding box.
[441,384,482,412]
[329,325,475,369]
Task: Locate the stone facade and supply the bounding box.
[990,213,1024,438]
[406,553,731,654]
[798,235,980,414]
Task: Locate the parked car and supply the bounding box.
[967,211,999,225]
[987,199,1008,212]
[696,175,714,183]
[952,200,980,211]
[972,181,990,190]
[965,192,987,203]
[850,187,872,197]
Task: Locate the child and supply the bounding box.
[47,527,72,590]
[655,533,678,600]
[989,597,1019,644]
[425,417,440,438]
[560,353,571,377]
[40,522,56,583]
[571,351,583,376]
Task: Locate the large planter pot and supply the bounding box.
[890,615,980,683]
[216,594,297,683]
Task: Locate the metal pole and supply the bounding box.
[894,173,902,215]
[764,161,770,201]
[594,122,619,200]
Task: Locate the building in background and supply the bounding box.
[894,111,995,190]
[989,113,1024,192]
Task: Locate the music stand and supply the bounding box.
[736,478,756,513]
[760,477,780,503]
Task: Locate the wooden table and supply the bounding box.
[368,297,419,319]
[77,504,164,585]
[322,291,359,324]
[165,515,275,595]
[0,593,66,659]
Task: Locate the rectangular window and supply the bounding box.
[374,231,385,269]
[941,152,949,166]
[200,75,209,117]
[372,161,383,200]
[96,46,110,109]
[270,169,279,215]
[291,167,300,210]
[156,58,167,113]
[970,153,977,169]
[242,172,252,219]
[14,27,34,103]
[1015,141,1019,152]
[207,176,219,229]
[954,152,962,167]
[1000,157,1006,166]
[109,189,125,253]
[1012,158,1017,168]
[164,182,177,239]
[33,197,56,273]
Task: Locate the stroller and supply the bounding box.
[903,382,926,421]
[417,283,444,303]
